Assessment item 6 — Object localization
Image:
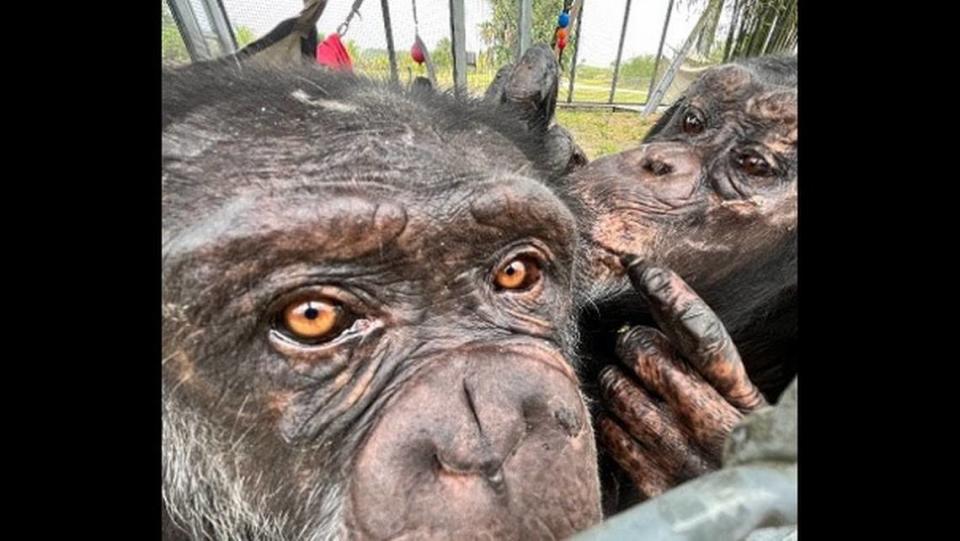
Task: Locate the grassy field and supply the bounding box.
[558,65,653,104]
[556,109,659,159]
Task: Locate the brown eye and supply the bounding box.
[494,256,542,291]
[682,109,705,134]
[280,298,342,341]
[734,151,773,176]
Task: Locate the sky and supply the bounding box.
[217,0,729,68]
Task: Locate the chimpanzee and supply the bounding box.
[483,46,588,176]
[557,56,798,510]
[478,51,797,509]
[161,56,605,540]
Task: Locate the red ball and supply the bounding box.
[411,42,425,64]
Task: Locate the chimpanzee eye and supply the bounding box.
[494,255,542,291]
[278,297,349,343]
[682,109,705,135]
[734,150,774,177]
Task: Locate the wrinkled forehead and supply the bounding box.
[687,64,797,123]
[161,172,579,282]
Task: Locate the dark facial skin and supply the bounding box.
[557,56,797,511]
[569,59,797,333]
[162,63,601,540]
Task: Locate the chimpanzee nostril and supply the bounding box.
[642,158,674,176]
[435,450,507,492]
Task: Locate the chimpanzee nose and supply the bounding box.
[431,376,515,485]
[636,143,700,177]
[429,366,583,488]
[620,142,703,198]
[349,346,600,538]
[642,156,674,176]
[352,345,588,489]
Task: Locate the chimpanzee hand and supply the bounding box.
[597,257,767,500]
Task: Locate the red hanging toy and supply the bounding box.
[316,33,353,71]
[410,0,425,66]
[315,0,364,72]
[411,40,425,65]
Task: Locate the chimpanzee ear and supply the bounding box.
[644,98,685,141]
[484,44,559,132]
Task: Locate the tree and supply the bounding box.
[695,0,725,57]
[617,54,658,80]
[432,37,453,70]
[480,0,575,71]
[679,0,797,61]
[161,1,257,64]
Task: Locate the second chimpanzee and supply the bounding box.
[560,56,797,510]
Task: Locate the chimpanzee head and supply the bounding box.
[563,56,797,333]
[162,63,601,540]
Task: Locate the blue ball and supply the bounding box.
[558,12,570,28]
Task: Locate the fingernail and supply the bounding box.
[624,258,653,293]
[619,253,642,269]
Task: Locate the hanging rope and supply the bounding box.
[318,0,366,70]
[408,0,436,86]
[412,0,420,33]
[337,0,367,36]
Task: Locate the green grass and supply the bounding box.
[560,75,652,104]
[556,109,660,160]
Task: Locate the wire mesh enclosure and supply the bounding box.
[162,0,797,107]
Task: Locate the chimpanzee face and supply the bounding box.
[565,59,797,315]
[162,65,601,540]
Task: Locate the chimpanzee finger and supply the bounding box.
[622,257,766,412]
[597,415,672,500]
[599,365,713,478]
[616,326,741,462]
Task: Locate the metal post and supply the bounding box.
[648,0,674,102]
[167,0,213,61]
[608,0,633,104]
[199,0,238,55]
[380,0,399,84]
[643,0,720,115]
[449,0,468,97]
[566,0,585,103]
[518,0,533,60]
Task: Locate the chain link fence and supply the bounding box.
[162,1,796,158]
[166,1,759,104]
